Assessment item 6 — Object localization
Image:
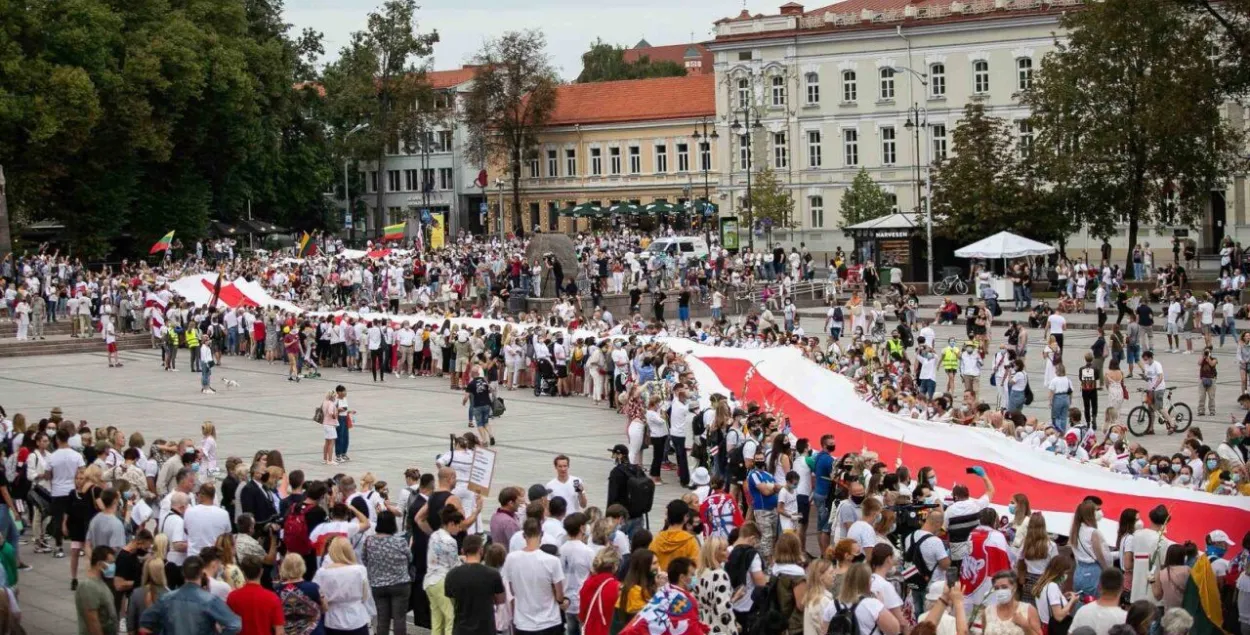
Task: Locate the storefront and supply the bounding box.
[843,213,927,282]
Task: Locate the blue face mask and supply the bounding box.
[928,476,937,487]
[103,563,116,578]
[192,463,201,473]
[1133,458,1147,471]
[1171,463,1181,473]
[1206,545,1227,559]
[1007,503,1017,516]
[1149,464,1158,474]
[1206,459,1219,471]
[122,490,134,501]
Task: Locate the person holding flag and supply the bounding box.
[149,230,175,255]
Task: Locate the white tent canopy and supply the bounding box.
[954,231,1056,259]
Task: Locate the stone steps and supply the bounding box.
[0,334,151,358]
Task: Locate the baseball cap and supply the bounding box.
[527,484,551,501]
[609,444,630,457]
[1208,529,1232,545]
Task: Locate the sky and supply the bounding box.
[284,0,788,80]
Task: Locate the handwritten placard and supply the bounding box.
[468,448,497,496]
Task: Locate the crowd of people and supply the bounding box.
[0,228,1246,635]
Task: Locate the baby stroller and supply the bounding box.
[534,358,558,396]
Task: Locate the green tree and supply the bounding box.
[322,0,438,238]
[461,30,559,236]
[838,168,893,228]
[747,167,796,242]
[1024,0,1243,271]
[576,39,687,83]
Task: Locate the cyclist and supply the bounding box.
[1140,350,1177,435]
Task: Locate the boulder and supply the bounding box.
[524,232,578,298]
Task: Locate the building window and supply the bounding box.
[628,146,641,174]
[699,142,712,171]
[677,143,690,172]
[547,202,559,230]
[387,170,401,192]
[388,207,404,224]
[886,192,898,213]
[739,135,751,170]
[771,75,787,107]
[843,129,858,167]
[368,171,378,193]
[404,169,419,191]
[528,156,539,178]
[656,144,668,173]
[810,196,824,228]
[437,130,452,152]
[973,60,990,94]
[565,149,577,176]
[590,147,602,176]
[930,64,946,97]
[386,135,401,155]
[609,147,621,174]
[528,202,540,230]
[842,71,857,102]
[439,167,453,190]
[773,132,788,168]
[1017,120,1034,157]
[421,168,434,192]
[807,130,822,168]
[931,124,948,162]
[805,72,820,105]
[738,78,750,109]
[881,126,896,166]
[546,149,558,176]
[879,67,895,101]
[1017,58,1033,91]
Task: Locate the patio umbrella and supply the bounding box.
[559,202,602,218]
[644,201,678,215]
[607,201,641,216]
[693,200,719,216]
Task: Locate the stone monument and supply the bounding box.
[523,231,578,298]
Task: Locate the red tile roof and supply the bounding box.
[622,43,714,76]
[426,66,480,89]
[292,81,326,97]
[546,75,715,126]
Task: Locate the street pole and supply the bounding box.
[496,179,505,240]
[344,159,353,245]
[0,165,10,262]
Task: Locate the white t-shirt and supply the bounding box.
[821,596,885,635]
[503,549,566,631]
[1047,313,1066,334]
[48,448,85,497]
[1144,360,1166,391]
[162,514,188,565]
[870,573,903,610]
[1199,301,1215,325]
[1069,602,1127,635]
[1047,376,1074,395]
[546,476,585,514]
[778,488,798,531]
[905,530,949,574]
[1167,302,1182,325]
[541,517,567,547]
[729,547,763,612]
[182,504,232,557]
[559,539,597,614]
[847,520,878,549]
[1035,581,1064,625]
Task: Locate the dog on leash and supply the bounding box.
[220,378,240,390]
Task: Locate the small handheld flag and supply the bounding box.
[297,232,315,257]
[149,230,175,255]
[382,222,405,241]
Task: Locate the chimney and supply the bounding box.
[779,2,805,15]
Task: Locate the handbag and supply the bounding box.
[1121,383,1129,400]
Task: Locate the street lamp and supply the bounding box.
[691,117,720,247]
[343,122,369,245]
[730,112,762,251]
[494,178,505,240]
[892,66,935,291]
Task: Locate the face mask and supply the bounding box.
[1177,475,1191,485]
[1095,510,1104,522]
[927,476,937,488]
[123,490,134,501]
[1007,503,1017,516]
[1134,519,1145,531]
[1182,448,1193,458]
[1171,463,1181,473]
[1149,464,1159,474]
[989,589,1013,605]
[103,563,116,578]
[1109,432,1121,442]
[1207,545,1228,558]
[850,495,865,505]
[1132,458,1147,471]
[1206,459,1218,470]
[192,463,201,473]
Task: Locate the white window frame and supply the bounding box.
[807,130,822,168]
[1017,120,1034,157]
[677,143,690,172]
[655,144,668,173]
[843,129,859,167]
[737,78,751,109]
[527,156,539,178]
[628,145,641,174]
[590,147,602,176]
[930,64,946,97]
[810,195,824,228]
[387,169,401,192]
[771,75,787,107]
[1017,58,1033,91]
[842,70,857,102]
[439,167,453,190]
[738,135,751,170]
[547,149,558,177]
[773,132,788,169]
[699,141,712,171]
[609,147,622,175]
[565,148,577,176]
[879,68,895,101]
[931,124,948,162]
[805,72,820,105]
[881,126,897,166]
[973,60,990,94]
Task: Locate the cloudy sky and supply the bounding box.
[284,0,786,80]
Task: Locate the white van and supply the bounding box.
[643,236,710,261]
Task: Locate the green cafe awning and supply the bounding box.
[559,202,603,218]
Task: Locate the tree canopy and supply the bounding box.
[576,39,687,83]
[838,168,894,228]
[0,0,333,258]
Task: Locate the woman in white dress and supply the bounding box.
[1104,358,1126,427]
[1042,336,1058,388]
[14,296,30,340]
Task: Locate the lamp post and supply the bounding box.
[691,117,720,247]
[495,178,505,240]
[730,110,762,251]
[343,122,369,245]
[892,66,935,291]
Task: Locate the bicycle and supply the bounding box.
[933,273,969,296]
[1126,387,1193,436]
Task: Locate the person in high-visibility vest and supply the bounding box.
[886,332,905,361]
[941,338,961,395]
[166,326,180,371]
[185,323,202,373]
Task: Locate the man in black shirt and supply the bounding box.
[444,535,505,635]
[111,528,152,612]
[463,369,496,446]
[678,287,691,326]
[629,286,642,314]
[772,244,785,280]
[653,290,667,323]
[1135,302,1155,353]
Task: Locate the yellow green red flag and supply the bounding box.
[297,232,314,257]
[149,230,175,254]
[382,221,405,241]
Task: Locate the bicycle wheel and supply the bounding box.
[1126,405,1153,437]
[934,281,949,295]
[954,280,969,295]
[1169,402,1193,433]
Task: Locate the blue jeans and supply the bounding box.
[1008,389,1026,413]
[227,327,238,353]
[1073,560,1101,596]
[1052,393,1071,431]
[200,364,211,388]
[1133,263,1144,280]
[1221,318,1238,346]
[335,415,350,456]
[0,504,19,554]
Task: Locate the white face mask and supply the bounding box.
[1109,432,1120,442]
[1095,510,1104,522]
[1134,519,1145,531]
[990,589,1014,605]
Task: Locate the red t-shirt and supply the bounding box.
[226,582,284,635]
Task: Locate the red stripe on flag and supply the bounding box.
[696,356,1250,545]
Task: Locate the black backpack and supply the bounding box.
[623,464,654,519]
[902,532,938,587]
[726,545,759,590]
[826,598,876,635]
[692,409,707,437]
[746,577,786,635]
[832,306,844,323]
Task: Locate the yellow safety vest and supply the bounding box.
[941,346,960,370]
[185,328,200,348]
[887,339,903,358]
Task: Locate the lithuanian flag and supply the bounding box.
[149,230,175,254]
[382,221,405,241]
[1182,554,1226,634]
[297,232,315,257]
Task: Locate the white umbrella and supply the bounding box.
[954,231,1056,259]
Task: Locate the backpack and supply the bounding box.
[728,438,747,480]
[691,409,707,437]
[825,599,875,635]
[726,545,759,590]
[491,397,506,418]
[832,307,844,323]
[312,406,325,425]
[901,532,938,587]
[745,577,786,635]
[282,501,315,556]
[623,464,654,519]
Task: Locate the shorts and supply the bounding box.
[1126,344,1140,364]
[1166,323,1178,335]
[71,540,84,551]
[107,342,117,353]
[470,405,491,428]
[454,357,468,372]
[555,364,568,379]
[813,494,830,533]
[797,494,811,525]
